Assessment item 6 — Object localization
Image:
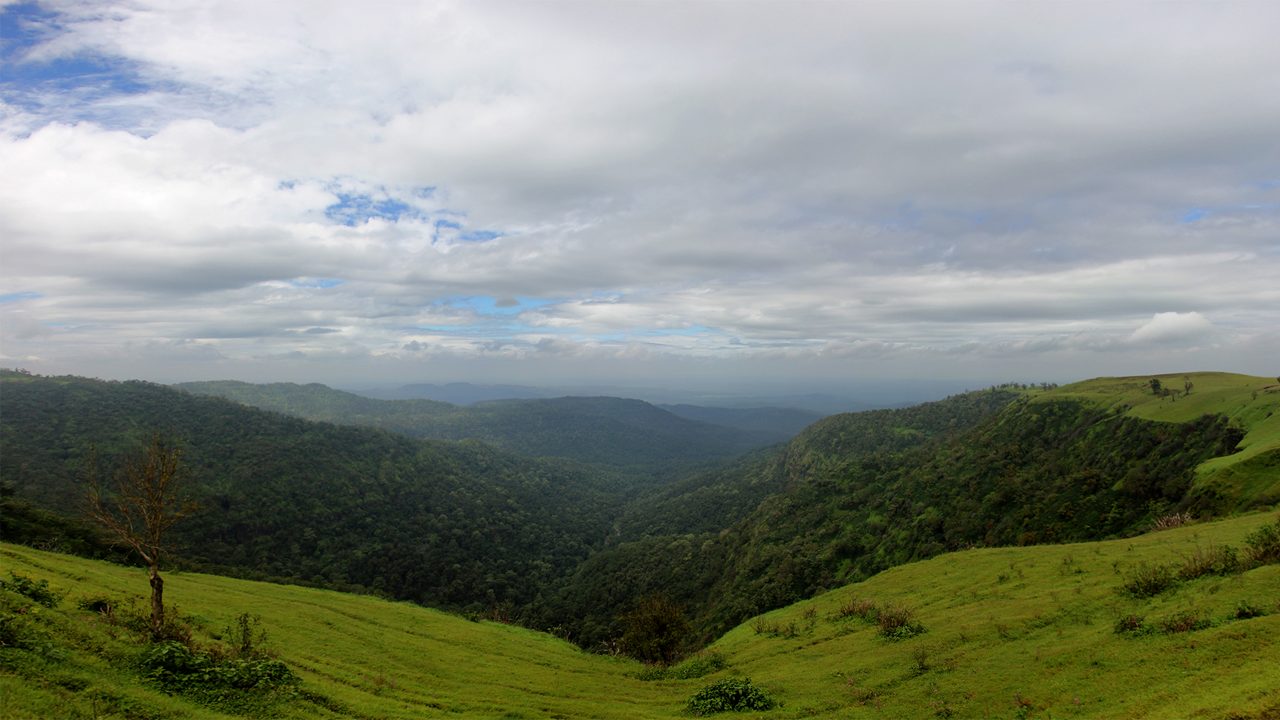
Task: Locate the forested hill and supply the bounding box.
[545,373,1278,648]
[0,372,623,612]
[176,380,777,476]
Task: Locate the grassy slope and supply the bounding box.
[1039,372,1280,508]
[5,511,1280,719]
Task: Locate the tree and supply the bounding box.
[619,594,691,665]
[1148,378,1163,395]
[1183,377,1194,397]
[86,435,196,640]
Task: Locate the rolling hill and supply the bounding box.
[176,380,778,476]
[4,510,1278,719]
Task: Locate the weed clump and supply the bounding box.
[1121,563,1177,598]
[1113,614,1149,636]
[1177,544,1241,580]
[1156,611,1211,634]
[830,595,926,639]
[876,604,926,640]
[686,677,776,715]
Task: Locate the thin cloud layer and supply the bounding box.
[1,0,1277,388]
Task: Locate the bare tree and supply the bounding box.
[86,435,196,640]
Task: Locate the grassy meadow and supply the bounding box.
[5,510,1280,719]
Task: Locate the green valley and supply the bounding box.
[4,511,1278,718]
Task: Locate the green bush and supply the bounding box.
[1121,563,1178,598]
[1244,519,1280,566]
[0,572,62,608]
[139,640,299,711]
[686,677,776,716]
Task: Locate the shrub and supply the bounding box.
[1113,614,1148,636]
[1177,544,1241,580]
[1233,601,1267,620]
[1244,519,1280,566]
[1121,563,1178,598]
[835,596,878,622]
[1157,611,1211,634]
[686,678,776,716]
[0,572,62,608]
[877,604,926,640]
[139,640,299,711]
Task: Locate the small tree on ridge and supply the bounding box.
[86,434,196,640]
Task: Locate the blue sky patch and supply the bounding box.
[1,2,162,125]
[458,230,502,243]
[325,192,424,226]
[0,291,43,304]
[1181,208,1209,223]
[289,278,345,289]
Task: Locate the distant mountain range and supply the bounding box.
[345,380,924,415]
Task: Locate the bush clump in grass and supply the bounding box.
[1113,614,1149,636]
[1177,544,1241,580]
[1156,611,1211,634]
[1232,601,1267,620]
[0,572,62,608]
[1244,518,1280,566]
[139,640,299,712]
[876,604,926,640]
[1121,562,1178,598]
[835,596,878,622]
[686,677,776,716]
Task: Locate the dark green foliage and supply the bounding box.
[686,677,776,715]
[1233,601,1267,620]
[177,380,772,477]
[1122,563,1178,598]
[0,572,63,608]
[1243,517,1280,565]
[0,373,622,617]
[138,640,299,711]
[619,595,691,665]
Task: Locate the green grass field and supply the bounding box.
[5,510,1279,719]
[1039,372,1280,508]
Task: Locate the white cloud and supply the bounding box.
[1129,312,1216,346]
[1,1,1278,388]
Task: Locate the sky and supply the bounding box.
[1,1,1278,395]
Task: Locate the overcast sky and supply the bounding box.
[2,1,1277,394]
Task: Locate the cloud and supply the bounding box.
[1129,312,1215,346]
[1,1,1278,387]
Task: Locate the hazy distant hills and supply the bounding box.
[350,380,894,415]
[176,380,797,475]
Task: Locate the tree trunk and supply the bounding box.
[148,564,165,641]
